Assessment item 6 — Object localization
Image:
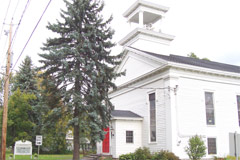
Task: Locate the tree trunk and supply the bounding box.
[73,107,79,160]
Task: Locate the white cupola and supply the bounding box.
[119,0,175,54]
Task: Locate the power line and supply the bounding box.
[0,0,12,60]
[124,86,169,90]
[10,0,32,51]
[11,0,53,73]
[0,35,9,69]
[0,0,12,43]
[0,0,20,69]
[1,0,31,71]
[11,0,20,20]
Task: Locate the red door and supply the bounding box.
[102,127,110,153]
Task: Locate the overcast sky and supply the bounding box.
[0,0,240,73]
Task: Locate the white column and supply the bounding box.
[139,11,144,27]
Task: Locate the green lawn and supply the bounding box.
[6,153,83,160]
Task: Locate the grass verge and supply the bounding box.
[6,153,83,160]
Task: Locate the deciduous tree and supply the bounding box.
[185,135,206,160]
[7,89,36,149]
[187,52,210,61]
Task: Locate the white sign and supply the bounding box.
[14,140,32,159]
[229,132,240,157]
[36,135,42,146]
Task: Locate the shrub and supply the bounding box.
[152,151,167,160]
[134,147,152,160]
[153,150,179,160]
[119,147,151,160]
[8,154,13,159]
[119,147,179,160]
[164,150,180,160]
[226,155,240,160]
[33,153,38,159]
[185,135,206,160]
[214,156,226,160]
[119,153,136,160]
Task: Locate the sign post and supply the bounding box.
[235,132,238,160]
[36,135,42,159]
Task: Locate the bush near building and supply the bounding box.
[185,135,206,160]
[119,147,179,160]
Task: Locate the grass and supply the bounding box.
[6,153,83,160]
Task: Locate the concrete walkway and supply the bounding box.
[81,154,99,160]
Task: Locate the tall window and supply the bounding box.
[126,131,133,143]
[208,138,217,154]
[237,96,240,126]
[205,92,215,125]
[149,93,156,142]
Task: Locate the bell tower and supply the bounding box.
[119,0,175,54]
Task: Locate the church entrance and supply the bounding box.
[102,127,110,153]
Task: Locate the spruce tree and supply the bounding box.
[39,0,123,159]
[12,56,38,94]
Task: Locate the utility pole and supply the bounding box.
[1,23,12,160]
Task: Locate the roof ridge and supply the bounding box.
[127,47,240,73]
[169,54,240,68]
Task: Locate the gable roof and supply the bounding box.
[131,47,240,74]
[111,110,142,118]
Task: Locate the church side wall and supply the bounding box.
[169,68,240,159]
[110,70,170,155]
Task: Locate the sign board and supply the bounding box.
[36,135,42,146]
[229,132,240,157]
[14,140,32,159]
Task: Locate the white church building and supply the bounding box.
[97,0,240,159]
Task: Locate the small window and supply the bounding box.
[237,96,240,126]
[208,138,217,154]
[126,131,133,143]
[205,92,215,125]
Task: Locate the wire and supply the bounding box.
[0,35,8,69]
[10,0,53,74]
[1,0,31,70]
[0,0,12,43]
[10,0,32,52]
[124,86,169,90]
[11,0,20,20]
[1,0,20,68]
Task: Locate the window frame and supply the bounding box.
[126,130,134,144]
[148,91,157,143]
[207,137,217,155]
[204,91,215,126]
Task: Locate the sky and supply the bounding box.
[0,0,240,73]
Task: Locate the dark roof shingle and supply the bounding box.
[111,110,142,118]
[131,47,240,74]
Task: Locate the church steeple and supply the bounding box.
[123,0,168,28]
[119,0,175,55]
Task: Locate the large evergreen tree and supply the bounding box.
[39,0,123,159]
[12,56,38,94]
